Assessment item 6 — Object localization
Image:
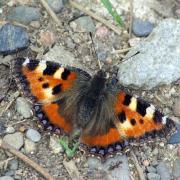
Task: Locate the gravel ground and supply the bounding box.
[0,0,180,179]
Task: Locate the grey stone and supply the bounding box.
[7,6,41,24]
[49,136,64,154]
[0,121,6,135]
[168,124,180,144]
[0,24,29,54]
[97,51,107,62]
[118,19,180,90]
[43,45,84,69]
[87,157,101,169]
[9,159,18,170]
[147,173,160,180]
[0,176,14,180]
[147,166,157,173]
[16,97,32,118]
[156,162,171,180]
[6,126,15,134]
[102,155,130,180]
[70,16,95,33]
[173,158,180,178]
[3,132,24,150]
[26,129,41,142]
[47,0,64,13]
[132,18,153,37]
[4,171,14,176]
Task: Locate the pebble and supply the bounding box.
[24,138,36,153]
[0,23,29,54]
[49,136,64,154]
[26,129,41,142]
[87,157,101,169]
[128,37,141,47]
[38,31,56,47]
[70,16,95,33]
[147,173,160,180]
[173,97,180,117]
[16,97,32,119]
[118,19,180,89]
[47,0,64,13]
[132,18,153,37]
[97,51,107,62]
[6,126,15,134]
[168,124,180,144]
[8,159,18,170]
[0,121,6,135]
[177,147,180,157]
[30,21,40,29]
[66,38,75,49]
[102,155,130,180]
[147,166,157,173]
[0,176,14,180]
[7,6,41,25]
[3,132,24,150]
[173,158,180,178]
[96,26,109,39]
[156,162,170,180]
[143,159,150,167]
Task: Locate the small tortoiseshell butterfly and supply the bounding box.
[12,57,176,157]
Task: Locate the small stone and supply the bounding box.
[7,6,41,25]
[66,38,75,49]
[0,24,29,54]
[143,159,150,167]
[96,26,109,39]
[97,51,107,62]
[70,16,95,33]
[132,18,154,37]
[3,132,24,150]
[24,138,36,153]
[49,136,64,154]
[152,148,159,155]
[147,173,160,180]
[173,158,180,178]
[0,121,6,135]
[4,171,14,176]
[87,157,101,169]
[9,159,18,170]
[0,176,14,180]
[38,31,56,47]
[147,166,157,173]
[30,21,40,29]
[173,97,180,117]
[157,162,171,180]
[6,126,15,134]
[26,129,41,142]
[177,147,180,157]
[159,142,164,147]
[47,0,64,13]
[168,124,180,144]
[128,37,141,47]
[16,97,32,118]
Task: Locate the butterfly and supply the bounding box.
[12,57,176,157]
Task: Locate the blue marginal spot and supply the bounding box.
[168,124,180,144]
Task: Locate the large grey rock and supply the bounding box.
[0,176,14,180]
[156,162,171,180]
[7,6,40,25]
[0,24,29,54]
[118,19,180,90]
[173,158,180,178]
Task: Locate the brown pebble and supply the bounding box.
[173,97,180,117]
[30,21,40,29]
[19,126,26,132]
[96,26,109,39]
[38,31,56,47]
[143,159,150,167]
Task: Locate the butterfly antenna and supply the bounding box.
[89,32,102,70]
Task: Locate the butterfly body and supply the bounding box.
[12,57,176,157]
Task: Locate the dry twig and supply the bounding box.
[0,20,29,29]
[69,0,122,35]
[130,151,146,180]
[111,47,131,54]
[0,139,55,180]
[39,0,61,27]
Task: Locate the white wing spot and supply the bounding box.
[23,57,30,66]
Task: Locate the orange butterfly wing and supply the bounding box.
[13,57,90,133]
[80,91,175,156]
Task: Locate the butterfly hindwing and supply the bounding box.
[13,57,91,133]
